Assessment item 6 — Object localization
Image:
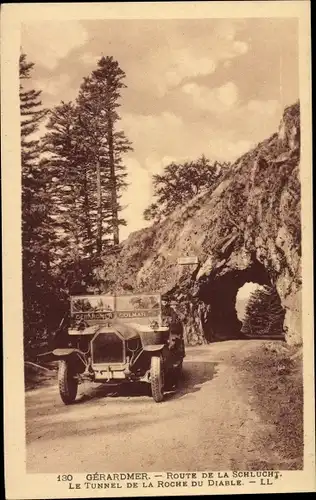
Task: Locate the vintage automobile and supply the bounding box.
[51,293,185,404]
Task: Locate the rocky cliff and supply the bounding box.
[94,102,301,345]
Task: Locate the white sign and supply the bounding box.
[70,293,162,326]
[177,256,199,265]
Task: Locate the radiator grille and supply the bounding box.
[92,332,124,364]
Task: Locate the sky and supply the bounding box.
[236,282,265,315]
[21,18,299,241]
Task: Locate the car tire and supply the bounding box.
[58,360,78,405]
[150,355,164,403]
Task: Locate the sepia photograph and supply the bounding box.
[2,1,314,498]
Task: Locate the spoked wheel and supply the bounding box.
[58,360,78,405]
[150,355,164,403]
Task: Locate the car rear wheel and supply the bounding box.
[150,355,164,403]
[58,360,78,405]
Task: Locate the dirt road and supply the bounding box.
[26,340,300,473]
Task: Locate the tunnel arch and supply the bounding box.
[197,259,280,342]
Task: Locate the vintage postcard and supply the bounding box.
[1,1,314,498]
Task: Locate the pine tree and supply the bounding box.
[20,52,53,357]
[43,101,94,259]
[20,53,48,248]
[241,286,285,337]
[20,54,47,164]
[77,56,132,251]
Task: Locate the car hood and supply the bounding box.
[76,320,169,341]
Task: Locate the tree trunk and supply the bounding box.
[83,167,93,254]
[108,116,119,245]
[96,159,102,254]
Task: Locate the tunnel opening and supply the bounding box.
[198,259,285,342]
[236,282,266,324]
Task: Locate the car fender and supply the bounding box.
[52,348,87,371]
[53,348,84,358]
[143,344,165,352]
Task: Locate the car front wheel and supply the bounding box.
[150,355,164,403]
[58,359,78,405]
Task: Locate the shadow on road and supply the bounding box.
[76,360,219,403]
[26,360,219,444]
[77,381,151,402]
[165,361,219,401]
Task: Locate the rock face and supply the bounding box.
[95,102,301,345]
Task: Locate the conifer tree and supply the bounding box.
[20,52,52,356]
[43,101,94,259]
[77,56,132,251]
[241,286,285,337]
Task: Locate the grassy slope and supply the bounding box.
[24,362,57,391]
[239,341,303,469]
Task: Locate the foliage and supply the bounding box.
[21,53,134,359]
[241,286,285,337]
[43,100,96,258]
[144,156,229,221]
[20,53,54,358]
[76,56,132,248]
[43,57,132,256]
